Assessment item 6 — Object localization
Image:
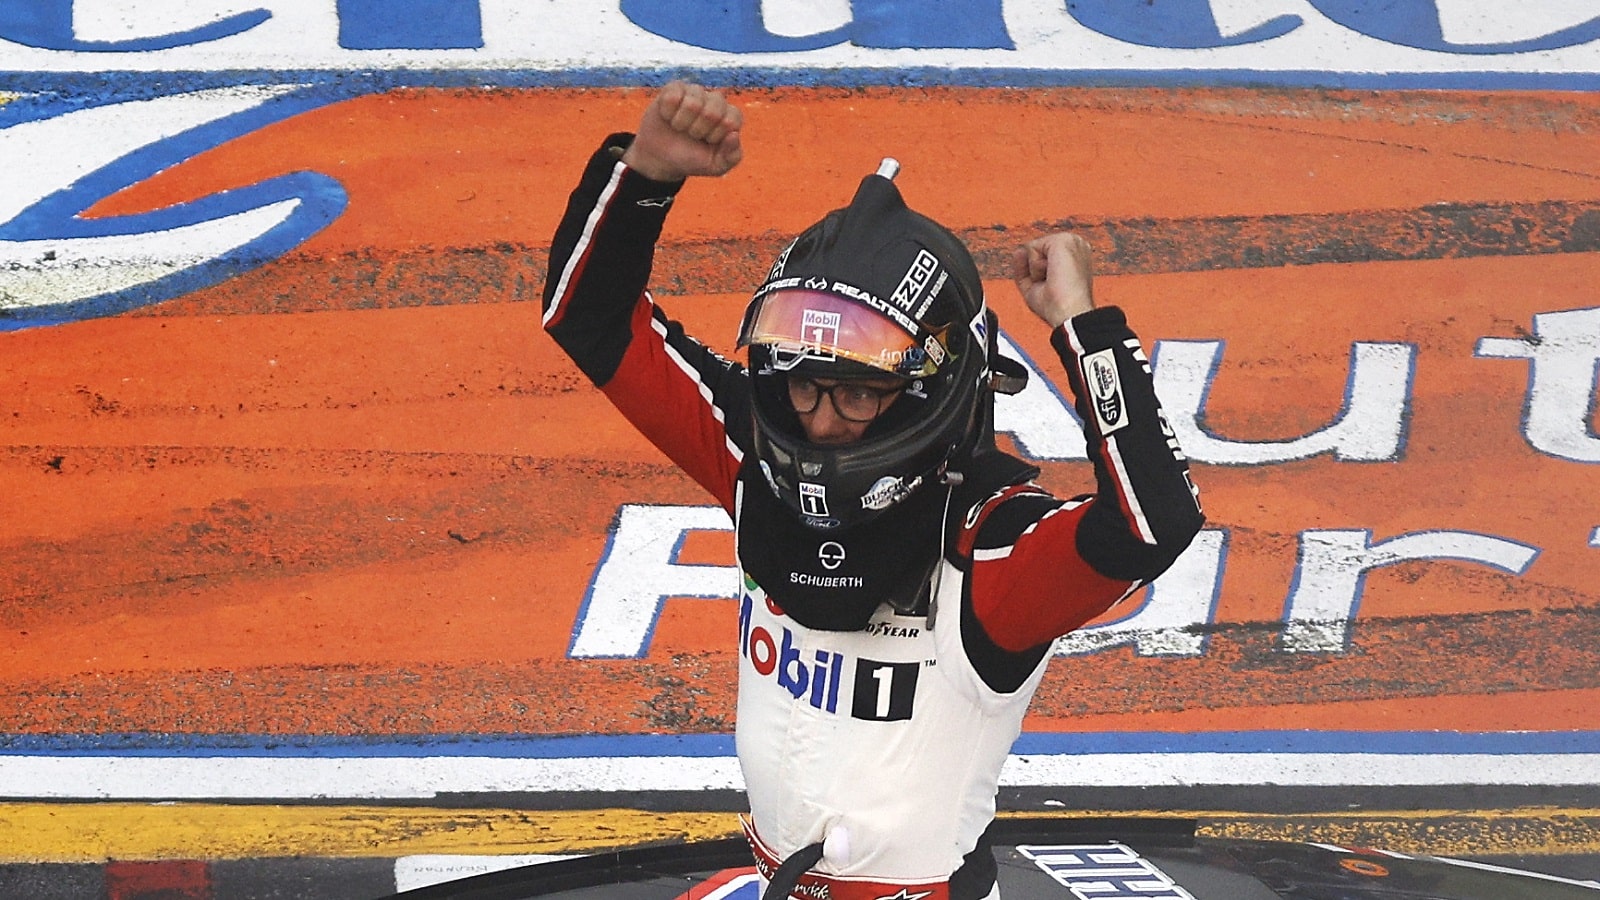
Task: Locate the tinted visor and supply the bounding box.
[737,289,943,378]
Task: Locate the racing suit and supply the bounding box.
[543,135,1205,900]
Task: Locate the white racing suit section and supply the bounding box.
[736,563,1046,885]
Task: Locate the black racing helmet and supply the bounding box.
[736,159,996,531]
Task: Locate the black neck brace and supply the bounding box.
[736,462,948,631]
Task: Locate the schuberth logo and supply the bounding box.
[818,541,846,570]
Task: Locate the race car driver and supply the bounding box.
[541,80,1204,900]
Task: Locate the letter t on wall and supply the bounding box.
[1476,306,1600,463]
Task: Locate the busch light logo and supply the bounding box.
[861,474,921,511]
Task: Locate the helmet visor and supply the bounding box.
[737,289,944,378]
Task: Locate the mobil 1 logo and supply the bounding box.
[851,659,919,721]
[799,482,830,518]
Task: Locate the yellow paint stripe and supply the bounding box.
[0,805,743,863]
[1,805,1597,864]
[1191,808,1600,859]
[998,808,1600,859]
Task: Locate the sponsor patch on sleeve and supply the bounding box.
[1081,348,1130,435]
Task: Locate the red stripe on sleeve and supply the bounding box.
[602,298,742,514]
[968,500,1138,653]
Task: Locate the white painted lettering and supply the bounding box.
[1055,529,1226,658]
[761,0,851,40]
[70,1,267,45]
[567,504,735,659]
[994,330,1089,461]
[1476,306,1600,462]
[570,507,1570,660]
[0,85,336,329]
[1280,529,1540,653]
[4,1,1597,83]
[1152,340,1415,465]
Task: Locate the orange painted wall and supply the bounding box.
[3,87,1597,738]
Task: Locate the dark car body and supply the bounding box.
[382,817,1600,899]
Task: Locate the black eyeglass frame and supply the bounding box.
[785,375,905,423]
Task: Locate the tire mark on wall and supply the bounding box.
[125,198,1600,318]
[2,604,1596,734]
[0,446,705,627]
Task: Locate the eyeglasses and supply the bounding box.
[787,375,904,423]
